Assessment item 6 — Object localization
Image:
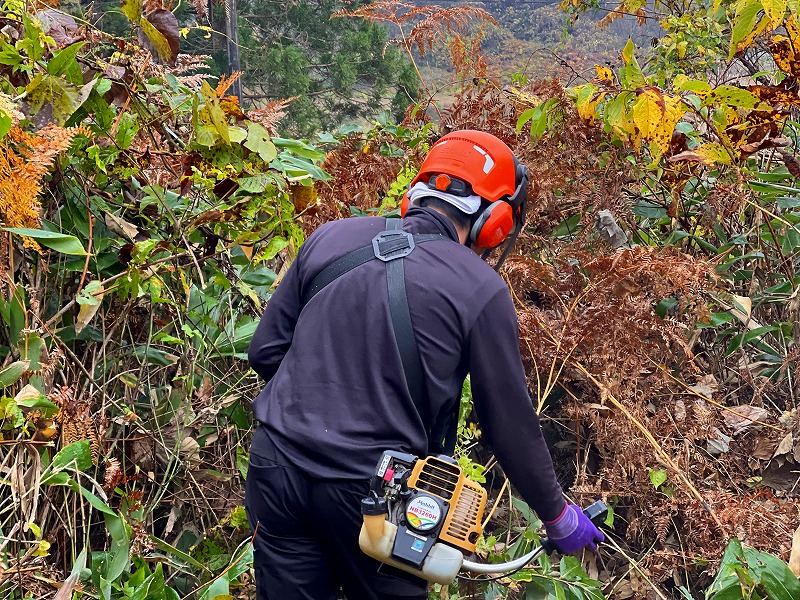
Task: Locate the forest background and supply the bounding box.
[3,0,800,599]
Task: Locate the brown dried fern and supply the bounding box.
[0,125,87,249]
[51,385,101,465]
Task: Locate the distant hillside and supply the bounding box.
[405,0,661,91]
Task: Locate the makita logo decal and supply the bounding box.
[406,497,441,531]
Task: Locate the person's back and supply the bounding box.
[249,207,506,480]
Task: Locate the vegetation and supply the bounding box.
[235,0,420,136]
[3,0,800,599]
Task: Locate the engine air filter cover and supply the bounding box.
[405,494,445,533]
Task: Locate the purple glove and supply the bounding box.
[543,503,605,554]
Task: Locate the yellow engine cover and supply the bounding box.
[408,456,487,554]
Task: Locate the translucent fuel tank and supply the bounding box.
[359,517,464,585]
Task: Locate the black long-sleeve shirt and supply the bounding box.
[248,207,566,521]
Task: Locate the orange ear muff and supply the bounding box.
[400,193,410,217]
[470,201,514,248]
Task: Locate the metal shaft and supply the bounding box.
[460,545,546,574]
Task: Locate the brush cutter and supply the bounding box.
[359,450,607,584]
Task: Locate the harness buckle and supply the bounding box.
[372,230,415,262]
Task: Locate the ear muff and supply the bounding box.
[400,193,410,217]
[469,201,514,248]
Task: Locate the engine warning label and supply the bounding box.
[406,497,441,531]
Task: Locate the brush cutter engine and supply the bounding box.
[358,450,487,584]
[359,451,609,585]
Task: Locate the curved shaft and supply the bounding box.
[460,546,545,574]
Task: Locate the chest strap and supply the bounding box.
[302,218,445,433]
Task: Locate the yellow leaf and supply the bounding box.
[200,80,230,145]
[33,539,50,558]
[762,0,788,26]
[502,85,541,107]
[240,242,254,260]
[651,94,687,157]
[632,88,664,142]
[667,143,733,166]
[573,84,605,124]
[593,64,614,85]
[120,0,143,23]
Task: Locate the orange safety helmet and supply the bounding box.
[401,130,528,249]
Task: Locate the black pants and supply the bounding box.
[244,438,428,600]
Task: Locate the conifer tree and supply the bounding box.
[237,0,419,135]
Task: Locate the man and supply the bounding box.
[245,130,604,600]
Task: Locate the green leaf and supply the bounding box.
[4,228,87,255]
[742,325,779,344]
[0,396,25,428]
[104,513,131,582]
[0,110,11,140]
[51,440,92,471]
[116,111,139,149]
[516,107,537,134]
[245,122,278,163]
[0,360,29,387]
[78,483,117,516]
[25,73,79,125]
[195,124,219,147]
[272,137,326,160]
[619,38,646,89]
[238,173,274,193]
[47,42,86,77]
[151,535,211,573]
[15,393,58,413]
[21,14,44,61]
[228,126,247,143]
[0,38,23,67]
[260,237,289,261]
[674,75,712,94]
[697,312,735,328]
[42,472,71,486]
[648,468,668,489]
[76,280,104,306]
[709,583,748,600]
[274,154,330,181]
[730,0,764,56]
[776,196,800,208]
[706,85,762,109]
[201,577,229,600]
[133,346,179,366]
[236,446,250,480]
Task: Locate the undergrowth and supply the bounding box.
[3,1,800,600]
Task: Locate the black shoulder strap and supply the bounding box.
[302,224,443,307]
[301,219,445,434]
[383,219,426,422]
